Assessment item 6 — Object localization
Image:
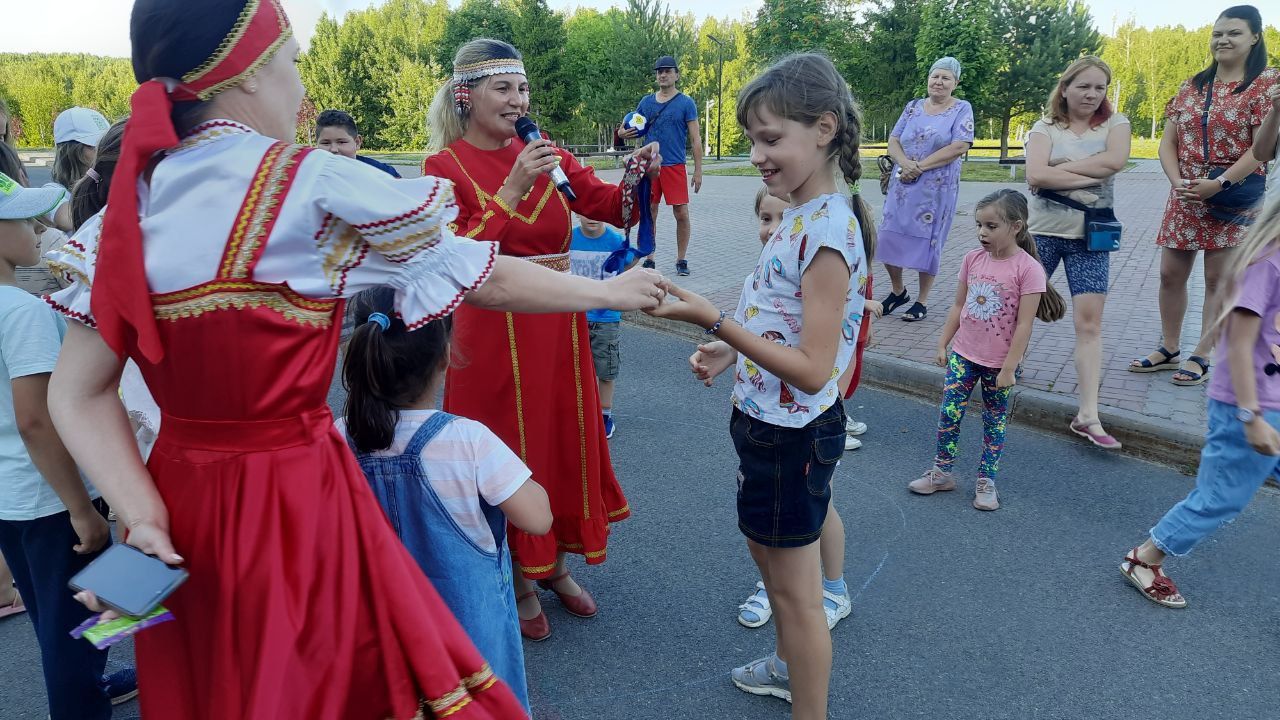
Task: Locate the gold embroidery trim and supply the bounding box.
[192,3,293,100]
[45,258,90,290]
[522,253,570,272]
[607,504,630,519]
[427,664,497,717]
[182,0,259,85]
[152,282,336,327]
[222,143,304,279]
[443,147,557,227]
[571,318,588,519]
[505,312,528,461]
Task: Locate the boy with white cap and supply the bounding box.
[0,172,138,717]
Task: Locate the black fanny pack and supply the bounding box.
[1037,190,1122,252]
[1201,81,1266,225]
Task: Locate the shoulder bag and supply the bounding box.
[878,100,922,196]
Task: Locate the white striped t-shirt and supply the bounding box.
[337,410,531,553]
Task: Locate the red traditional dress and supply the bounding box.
[46,122,526,720]
[1157,67,1279,251]
[422,140,641,578]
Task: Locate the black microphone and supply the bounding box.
[514,116,576,202]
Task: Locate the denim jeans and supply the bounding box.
[1151,400,1280,557]
[0,501,112,720]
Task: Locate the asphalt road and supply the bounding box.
[3,322,1278,720]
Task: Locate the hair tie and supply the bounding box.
[367,312,391,331]
[85,168,101,183]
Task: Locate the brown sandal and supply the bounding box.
[1120,549,1187,608]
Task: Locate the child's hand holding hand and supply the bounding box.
[996,368,1017,389]
[646,282,721,329]
[602,266,667,310]
[70,507,110,555]
[864,299,883,319]
[689,341,737,386]
[1245,419,1280,456]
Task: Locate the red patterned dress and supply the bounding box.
[422,139,640,579]
[1157,67,1280,251]
[46,122,526,720]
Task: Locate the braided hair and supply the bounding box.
[735,53,876,264]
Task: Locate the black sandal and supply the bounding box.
[1171,356,1210,386]
[902,302,927,322]
[881,289,911,316]
[1128,345,1180,373]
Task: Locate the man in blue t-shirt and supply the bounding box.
[619,55,702,277]
[569,216,631,439]
[314,109,402,179]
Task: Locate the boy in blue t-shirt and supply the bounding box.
[314,109,402,179]
[569,216,629,438]
[0,173,136,717]
[619,55,702,277]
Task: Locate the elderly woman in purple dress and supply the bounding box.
[879,57,976,322]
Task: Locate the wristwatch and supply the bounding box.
[1217,176,1235,190]
[1236,407,1259,424]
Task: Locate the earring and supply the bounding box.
[453,81,471,113]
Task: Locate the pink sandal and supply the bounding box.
[1070,419,1121,450]
[0,589,25,620]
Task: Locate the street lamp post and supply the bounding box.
[707,34,725,161]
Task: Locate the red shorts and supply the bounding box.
[652,164,689,206]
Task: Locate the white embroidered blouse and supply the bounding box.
[45,120,497,331]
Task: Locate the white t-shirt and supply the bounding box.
[0,286,98,520]
[1027,113,1129,239]
[731,193,868,428]
[337,410,531,553]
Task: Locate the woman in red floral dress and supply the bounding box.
[1130,6,1278,387]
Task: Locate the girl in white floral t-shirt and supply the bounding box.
[651,53,873,720]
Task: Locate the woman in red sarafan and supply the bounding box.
[43,2,664,718]
[1133,6,1278,387]
[422,38,661,640]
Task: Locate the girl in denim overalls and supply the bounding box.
[339,288,553,712]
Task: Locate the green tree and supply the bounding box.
[987,0,1101,156]
[914,0,1004,129]
[437,0,518,71]
[510,0,573,137]
[682,17,755,156]
[750,0,856,63]
[850,0,926,140]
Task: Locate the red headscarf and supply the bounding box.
[93,0,292,362]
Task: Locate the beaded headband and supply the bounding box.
[451,58,526,113]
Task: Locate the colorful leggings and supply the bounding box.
[934,352,1015,481]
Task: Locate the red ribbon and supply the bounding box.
[91,80,179,363]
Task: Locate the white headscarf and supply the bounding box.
[930,57,962,81]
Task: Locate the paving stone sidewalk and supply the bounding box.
[591,162,1210,461]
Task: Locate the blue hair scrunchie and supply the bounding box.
[367,312,391,331]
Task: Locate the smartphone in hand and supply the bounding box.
[69,543,188,617]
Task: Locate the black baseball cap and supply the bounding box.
[654,55,678,71]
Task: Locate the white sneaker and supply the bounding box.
[844,435,862,451]
[845,418,867,436]
[823,590,852,629]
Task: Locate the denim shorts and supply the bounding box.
[730,402,846,548]
[1034,234,1110,296]
[587,321,620,382]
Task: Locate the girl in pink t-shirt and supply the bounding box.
[908,189,1065,510]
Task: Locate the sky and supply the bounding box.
[0,0,1236,58]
